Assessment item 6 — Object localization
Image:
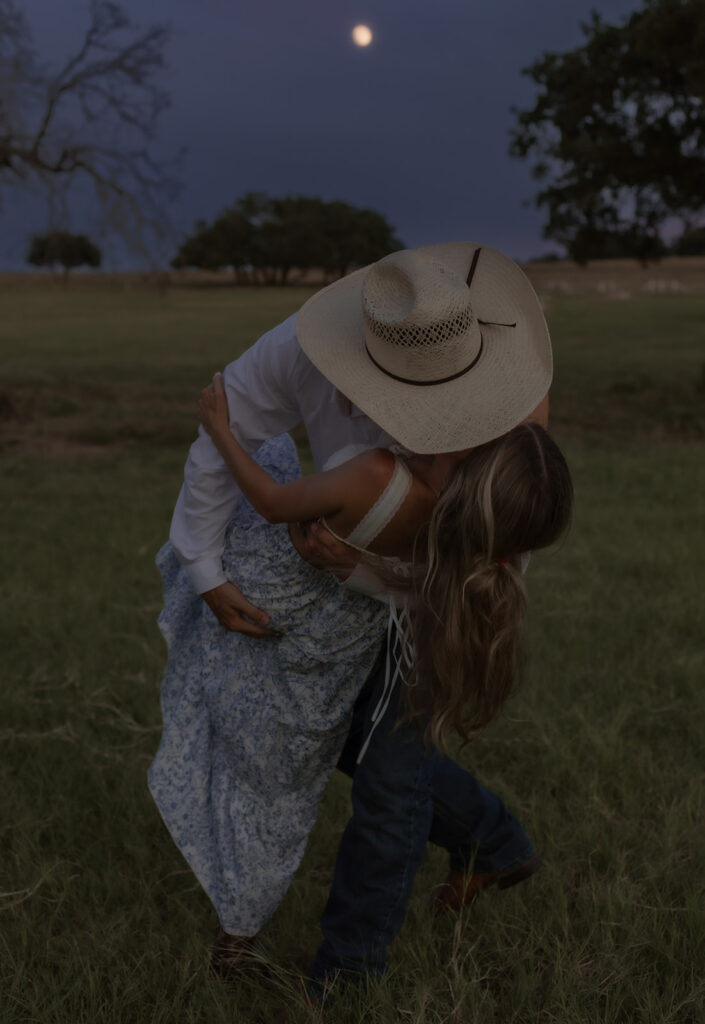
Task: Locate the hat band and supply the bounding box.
[364,336,484,387]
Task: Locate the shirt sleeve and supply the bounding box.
[169,315,304,594]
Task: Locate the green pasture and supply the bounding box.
[1,284,704,1023]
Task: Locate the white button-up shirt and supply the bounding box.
[170,313,394,594]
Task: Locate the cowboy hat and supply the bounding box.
[296,242,552,453]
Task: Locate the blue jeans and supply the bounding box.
[310,645,536,980]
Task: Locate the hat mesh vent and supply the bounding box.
[364,308,474,350]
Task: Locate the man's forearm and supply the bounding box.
[169,433,241,593]
[169,316,304,593]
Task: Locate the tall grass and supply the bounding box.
[1,285,704,1022]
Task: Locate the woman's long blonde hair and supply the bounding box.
[406,422,573,753]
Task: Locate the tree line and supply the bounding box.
[24,193,403,282]
[25,219,705,282]
[170,193,403,284]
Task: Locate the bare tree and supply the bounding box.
[0,0,179,249]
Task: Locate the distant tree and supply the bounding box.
[172,194,402,284]
[671,226,705,255]
[0,0,178,247]
[525,252,562,263]
[171,210,252,279]
[319,201,403,279]
[252,196,330,285]
[27,230,101,281]
[234,191,274,227]
[566,226,667,264]
[510,0,705,263]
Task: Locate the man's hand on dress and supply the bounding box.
[297,520,359,580]
[201,581,277,636]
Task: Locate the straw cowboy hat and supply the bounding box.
[296,242,552,453]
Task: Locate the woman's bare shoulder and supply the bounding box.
[338,447,398,485]
[313,447,399,541]
[363,453,437,558]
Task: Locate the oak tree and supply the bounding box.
[173,195,402,284]
[0,0,177,246]
[510,0,705,262]
[27,230,101,281]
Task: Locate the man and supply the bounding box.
[169,242,552,986]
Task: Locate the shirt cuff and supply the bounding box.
[184,557,227,595]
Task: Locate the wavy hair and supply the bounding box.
[405,422,573,753]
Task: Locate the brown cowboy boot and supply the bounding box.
[209,928,262,980]
[431,854,542,911]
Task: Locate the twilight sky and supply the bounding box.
[3,0,644,269]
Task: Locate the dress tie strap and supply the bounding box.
[356,602,414,764]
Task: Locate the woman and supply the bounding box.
[148,372,573,958]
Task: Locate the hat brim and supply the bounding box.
[296,242,553,453]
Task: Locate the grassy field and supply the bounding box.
[1,284,704,1023]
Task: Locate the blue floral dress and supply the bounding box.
[148,435,388,936]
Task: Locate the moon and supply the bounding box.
[352,24,373,47]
